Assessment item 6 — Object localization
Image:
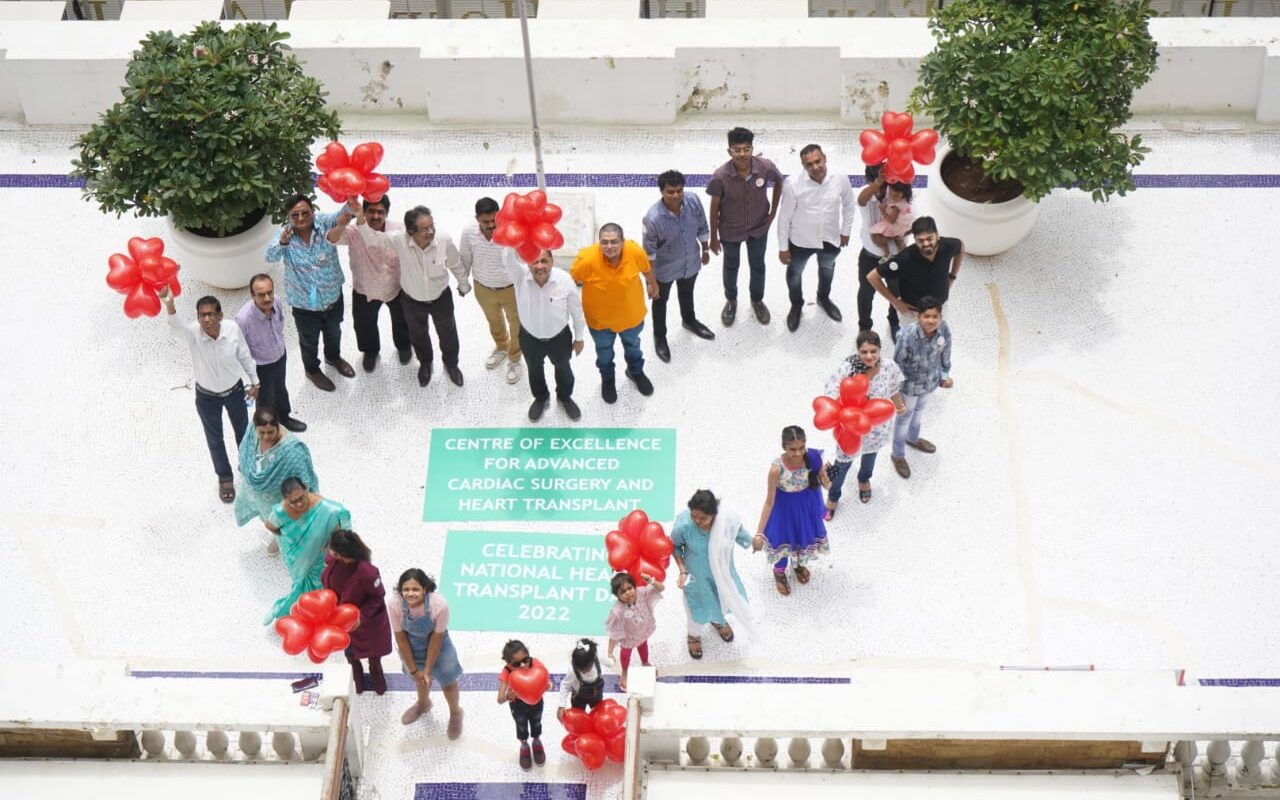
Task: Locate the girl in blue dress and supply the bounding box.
[754,426,831,596]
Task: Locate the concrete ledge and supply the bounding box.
[118,0,224,21]
[288,0,391,20]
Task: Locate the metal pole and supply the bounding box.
[516,0,547,192]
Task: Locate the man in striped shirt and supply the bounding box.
[460,197,523,385]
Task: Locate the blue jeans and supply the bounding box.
[195,382,249,480]
[892,392,932,458]
[589,322,645,380]
[785,241,839,310]
[827,452,879,503]
[722,234,769,302]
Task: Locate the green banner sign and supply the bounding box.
[439,530,615,635]
[423,427,676,522]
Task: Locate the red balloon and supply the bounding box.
[864,398,896,425]
[513,194,538,220]
[167,276,182,298]
[349,142,384,174]
[887,138,913,172]
[507,662,550,705]
[606,729,627,763]
[575,733,606,770]
[106,253,139,293]
[500,193,519,218]
[274,615,313,656]
[315,141,350,173]
[839,374,870,408]
[296,589,338,623]
[618,509,649,543]
[541,203,562,225]
[309,624,351,661]
[316,173,344,203]
[834,426,862,456]
[590,703,626,738]
[839,406,871,436]
[812,395,840,430]
[910,129,939,165]
[859,129,888,165]
[328,603,360,631]
[123,282,160,318]
[627,556,666,584]
[328,167,365,197]
[127,236,164,263]
[137,255,167,286]
[515,240,543,265]
[523,189,547,218]
[362,173,390,203]
[562,707,593,736]
[605,531,638,572]
[531,222,561,250]
[881,110,914,142]
[639,522,673,562]
[561,733,579,756]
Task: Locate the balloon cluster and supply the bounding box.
[106,237,181,318]
[605,509,673,583]
[561,700,628,770]
[492,190,565,264]
[273,589,360,664]
[506,660,551,705]
[315,142,391,204]
[812,375,897,456]
[859,111,939,185]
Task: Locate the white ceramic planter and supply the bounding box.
[167,212,279,290]
[921,147,1040,257]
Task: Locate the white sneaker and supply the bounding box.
[484,348,506,369]
[506,361,523,384]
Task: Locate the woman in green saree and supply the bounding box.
[263,476,351,625]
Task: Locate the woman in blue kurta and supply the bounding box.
[234,406,319,532]
[670,489,759,660]
[263,476,352,625]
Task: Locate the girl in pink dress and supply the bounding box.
[869,183,914,260]
[605,572,665,690]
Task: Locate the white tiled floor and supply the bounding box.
[1,121,1278,799]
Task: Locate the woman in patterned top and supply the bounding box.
[754,426,831,596]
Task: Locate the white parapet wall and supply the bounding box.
[0,7,1278,125]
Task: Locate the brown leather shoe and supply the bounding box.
[906,438,937,454]
[306,371,336,392]
[892,456,911,479]
[326,357,356,378]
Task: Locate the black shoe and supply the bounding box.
[752,301,771,325]
[683,320,716,340]
[560,397,581,420]
[817,297,843,322]
[362,352,378,373]
[528,397,548,421]
[627,370,654,396]
[397,348,412,365]
[654,337,671,363]
[787,306,801,332]
[721,299,737,327]
[445,364,464,386]
[281,416,307,433]
[602,378,617,404]
[418,362,433,386]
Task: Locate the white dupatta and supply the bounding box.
[707,509,754,639]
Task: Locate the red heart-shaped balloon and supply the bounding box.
[864,398,896,425]
[531,222,562,250]
[618,509,649,543]
[328,167,366,197]
[562,707,593,736]
[315,141,350,173]
[308,623,351,662]
[496,221,529,248]
[605,530,638,572]
[590,703,626,738]
[834,426,862,457]
[513,194,538,220]
[316,173,345,203]
[362,173,390,203]
[859,129,888,165]
[522,190,548,221]
[881,111,914,142]
[138,255,166,286]
[507,662,550,705]
[910,128,939,165]
[167,276,183,298]
[295,589,337,623]
[561,733,580,756]
[328,603,360,631]
[639,522,673,562]
[274,615,313,656]
[627,556,665,584]
[106,253,139,293]
[575,732,607,770]
[123,282,160,318]
[127,237,165,263]
[516,240,543,266]
[839,374,870,408]
[606,729,627,763]
[349,142,384,174]
[541,203,562,225]
[812,395,841,430]
[839,406,871,436]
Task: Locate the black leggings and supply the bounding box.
[509,699,544,741]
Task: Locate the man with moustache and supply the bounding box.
[336,194,411,373]
[235,273,307,432]
[865,216,965,342]
[460,196,523,384]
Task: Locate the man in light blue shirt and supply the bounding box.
[263,194,357,392]
[891,296,954,479]
[641,170,714,363]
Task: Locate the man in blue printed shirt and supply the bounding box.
[264,194,358,392]
[891,296,953,479]
[641,170,715,363]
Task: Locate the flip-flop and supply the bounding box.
[218,478,235,504]
[687,636,703,660]
[714,623,734,643]
[774,571,791,596]
[795,565,811,585]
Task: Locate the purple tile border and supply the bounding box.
[9,173,1280,191]
[414,783,586,800]
[1197,678,1280,687]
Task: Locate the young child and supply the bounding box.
[605,572,664,691]
[497,639,553,770]
[556,638,605,722]
[869,183,914,261]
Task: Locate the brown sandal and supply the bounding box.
[795,565,811,585]
[687,635,703,660]
[774,571,791,596]
[218,478,236,504]
[713,623,734,643]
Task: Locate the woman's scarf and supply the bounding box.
[707,509,754,639]
[238,426,318,495]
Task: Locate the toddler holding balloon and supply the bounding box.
[498,639,553,770]
[605,572,665,690]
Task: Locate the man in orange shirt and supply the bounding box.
[570,223,659,404]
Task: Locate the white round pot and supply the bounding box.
[167,212,278,290]
[922,147,1040,257]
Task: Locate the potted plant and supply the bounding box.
[71,21,342,288]
[909,0,1158,255]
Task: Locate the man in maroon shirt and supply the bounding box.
[706,127,783,328]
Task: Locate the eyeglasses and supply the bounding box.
[729,147,753,155]
[409,225,436,235]
[288,210,312,220]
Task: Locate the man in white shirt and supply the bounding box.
[504,247,586,422]
[460,196,523,385]
[160,287,259,504]
[348,200,471,387]
[775,144,857,332]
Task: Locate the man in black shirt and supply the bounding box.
[865,216,964,340]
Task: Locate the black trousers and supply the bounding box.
[255,354,292,419]
[519,325,574,402]
[858,247,898,332]
[291,296,344,373]
[570,681,604,711]
[400,287,460,368]
[509,698,544,741]
[652,275,698,339]
[351,289,410,355]
[195,382,248,480]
